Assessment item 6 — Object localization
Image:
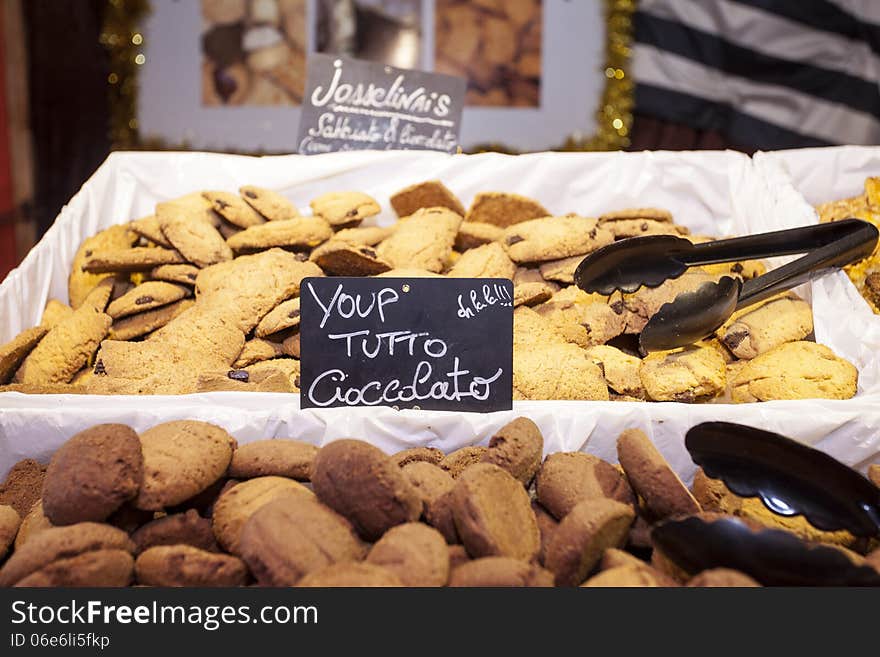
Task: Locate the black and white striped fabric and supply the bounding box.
[633,0,880,148]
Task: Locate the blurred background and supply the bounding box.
[2,0,879,280]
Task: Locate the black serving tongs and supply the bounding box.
[651,422,880,585]
[574,219,879,352]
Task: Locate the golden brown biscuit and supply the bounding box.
[239,496,365,586]
[0,505,21,560]
[297,562,403,587]
[228,439,318,481]
[14,501,54,549]
[108,298,194,341]
[447,242,516,279]
[40,299,74,329]
[514,343,610,400]
[106,281,189,320]
[377,207,462,272]
[68,223,138,308]
[42,424,143,525]
[366,522,449,586]
[581,564,678,587]
[310,241,392,276]
[536,452,635,520]
[448,557,554,587]
[717,293,813,359]
[544,498,635,586]
[226,217,333,252]
[309,191,381,229]
[81,247,186,273]
[131,509,218,555]
[451,463,540,561]
[130,214,172,247]
[502,215,614,264]
[212,476,314,554]
[15,549,134,587]
[333,225,394,246]
[479,417,544,484]
[135,545,248,587]
[639,345,726,403]
[159,213,233,267]
[312,439,422,541]
[687,568,761,587]
[240,186,300,221]
[599,547,646,571]
[203,191,266,228]
[255,297,300,338]
[616,428,700,519]
[136,421,237,511]
[0,326,48,384]
[149,263,200,285]
[455,221,504,251]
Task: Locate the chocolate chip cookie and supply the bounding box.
[717,293,813,359]
[310,240,392,276]
[447,242,516,279]
[106,281,189,319]
[639,344,726,402]
[203,190,266,228]
[309,191,381,228]
[240,185,300,221]
[502,215,614,264]
[0,327,48,384]
[377,207,462,272]
[226,216,333,252]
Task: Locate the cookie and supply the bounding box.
[598,218,688,240]
[255,297,300,337]
[81,247,186,273]
[447,242,516,279]
[157,192,222,228]
[375,267,444,278]
[13,304,111,384]
[502,215,614,263]
[81,278,116,313]
[514,281,555,307]
[159,213,234,267]
[0,326,48,384]
[228,439,318,481]
[226,216,333,252]
[439,446,488,478]
[0,478,39,534]
[309,191,381,228]
[455,221,504,251]
[310,241,392,276]
[538,255,586,284]
[130,214,173,247]
[297,562,403,587]
[448,557,554,587]
[242,358,300,391]
[203,190,266,228]
[149,263,200,285]
[68,223,138,308]
[15,549,134,587]
[281,332,300,359]
[465,192,549,228]
[599,207,673,223]
[366,522,449,586]
[869,464,879,487]
[212,476,314,554]
[0,505,20,560]
[448,544,470,570]
[312,439,422,541]
[135,421,237,511]
[239,496,365,586]
[617,428,700,519]
[392,447,444,468]
[600,547,646,571]
[479,417,544,484]
[451,463,540,561]
[135,545,248,587]
[717,293,813,359]
[544,498,635,586]
[42,424,144,525]
[639,344,727,403]
[131,509,218,555]
[390,180,465,218]
[581,564,678,587]
[240,185,300,221]
[687,568,761,587]
[333,225,394,246]
[231,338,284,367]
[0,522,134,586]
[536,452,635,521]
[400,462,458,543]
[377,207,462,273]
[731,341,858,402]
[532,501,558,566]
[585,344,646,398]
[106,281,189,320]
[40,300,74,329]
[108,298,194,341]
[514,343,610,400]
[14,501,54,549]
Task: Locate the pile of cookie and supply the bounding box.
[1,419,877,587]
[816,175,880,313]
[0,180,860,401]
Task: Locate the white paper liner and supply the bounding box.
[1,149,879,481]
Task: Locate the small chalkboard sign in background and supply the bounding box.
[299,277,513,412]
[297,54,466,155]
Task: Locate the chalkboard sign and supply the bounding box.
[297,54,466,155]
[299,277,513,412]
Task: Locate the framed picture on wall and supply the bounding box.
[119,0,631,153]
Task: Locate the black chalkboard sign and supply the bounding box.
[296,54,466,155]
[299,277,513,412]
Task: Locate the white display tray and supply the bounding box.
[1,149,879,481]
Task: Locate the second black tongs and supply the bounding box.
[574,218,879,352]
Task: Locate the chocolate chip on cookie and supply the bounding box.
[312,439,422,541]
[106,281,190,320]
[203,190,266,228]
[639,345,727,403]
[448,557,554,587]
[212,476,314,554]
[239,496,366,586]
[130,215,173,248]
[366,522,449,586]
[309,191,381,229]
[536,452,635,520]
[239,185,300,221]
[451,463,540,561]
[159,213,234,268]
[135,545,248,587]
[108,298,194,341]
[616,428,701,520]
[228,439,318,481]
[544,498,635,586]
[717,293,813,359]
[42,424,144,525]
[136,420,237,511]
